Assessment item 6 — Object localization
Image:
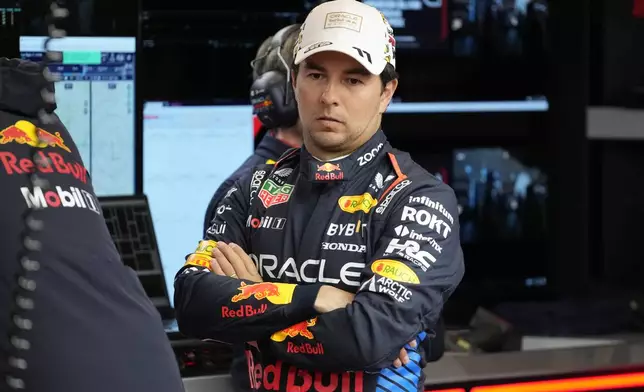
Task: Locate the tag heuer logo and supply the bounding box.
[258,179,294,208]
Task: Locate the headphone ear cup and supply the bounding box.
[283,78,298,127]
[250,70,298,129]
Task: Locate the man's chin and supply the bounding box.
[308,131,346,152]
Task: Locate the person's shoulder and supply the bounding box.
[236,147,300,194]
[249,146,299,171]
[389,149,452,191]
[275,147,300,165]
[377,149,458,214]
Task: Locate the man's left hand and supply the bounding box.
[393,340,417,368]
[211,242,263,283]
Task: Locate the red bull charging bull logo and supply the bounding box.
[317,163,340,173]
[230,282,296,305]
[0,120,86,184]
[270,317,324,355]
[270,318,317,341]
[0,120,71,152]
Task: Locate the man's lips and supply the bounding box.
[317,116,342,123]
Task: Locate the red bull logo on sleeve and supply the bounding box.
[0,151,87,184]
[314,162,344,181]
[270,318,324,355]
[270,318,317,341]
[0,120,71,152]
[230,282,296,305]
[221,303,268,318]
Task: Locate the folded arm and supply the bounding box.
[174,168,321,344]
[263,183,465,372]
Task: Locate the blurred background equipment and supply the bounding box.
[446,307,521,353]
[635,0,644,18]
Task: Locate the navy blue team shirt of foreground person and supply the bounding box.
[0,58,184,391]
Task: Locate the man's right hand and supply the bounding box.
[313,285,417,368]
[210,242,263,283]
[313,285,355,313]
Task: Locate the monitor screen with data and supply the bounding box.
[20,36,136,196]
[143,102,254,305]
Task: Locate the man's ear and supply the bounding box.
[379,79,398,114]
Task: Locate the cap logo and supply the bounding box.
[293,25,304,57]
[304,41,333,54]
[324,12,363,32]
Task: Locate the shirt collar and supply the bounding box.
[255,133,293,161]
[299,129,390,183]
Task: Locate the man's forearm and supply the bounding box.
[260,303,420,372]
[174,266,321,344]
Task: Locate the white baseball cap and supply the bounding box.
[293,0,396,75]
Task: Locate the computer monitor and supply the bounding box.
[143,102,254,305]
[19,36,136,196]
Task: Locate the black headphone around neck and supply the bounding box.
[250,24,301,130]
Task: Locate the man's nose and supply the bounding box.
[320,80,340,106]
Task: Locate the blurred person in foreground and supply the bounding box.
[176,0,464,391]
[203,25,303,235]
[0,7,184,392]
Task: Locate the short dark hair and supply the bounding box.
[379,64,398,91]
[292,62,399,91]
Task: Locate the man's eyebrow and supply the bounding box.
[303,61,325,72]
[344,67,370,76]
[303,62,370,76]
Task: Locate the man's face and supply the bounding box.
[292,51,397,155]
